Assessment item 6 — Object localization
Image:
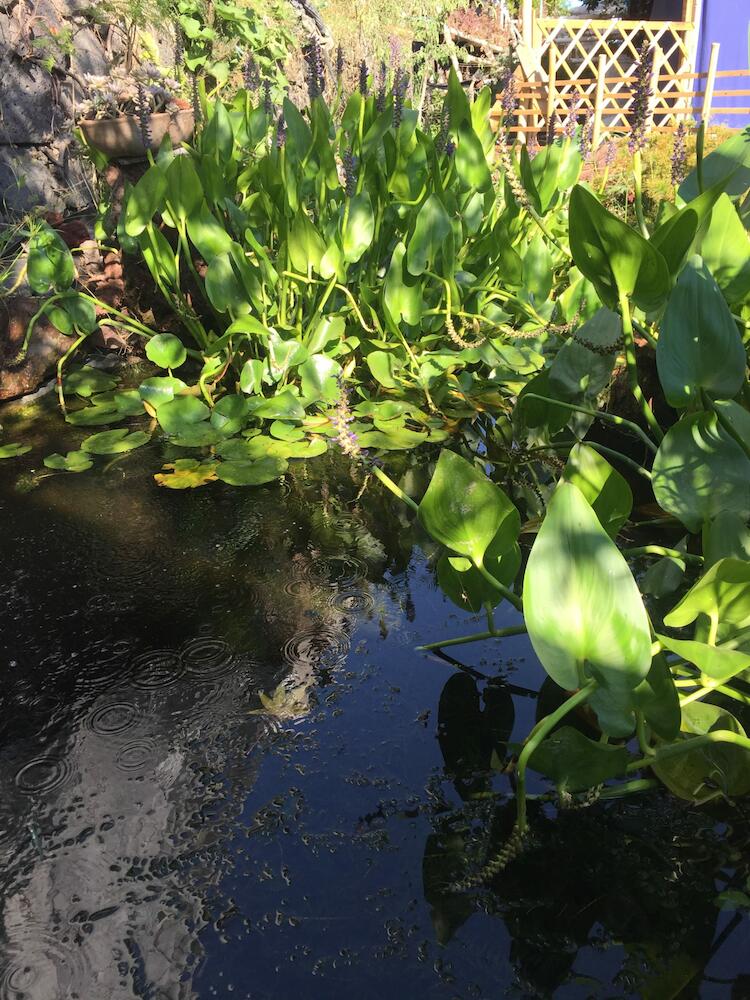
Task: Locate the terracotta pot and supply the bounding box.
[79,109,194,159]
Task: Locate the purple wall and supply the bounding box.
[696,2,750,127]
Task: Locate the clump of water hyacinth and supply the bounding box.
[671,121,688,187]
[628,42,654,153]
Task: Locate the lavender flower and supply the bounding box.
[392,67,408,130]
[174,23,184,74]
[262,78,273,116]
[445,138,455,158]
[336,43,345,80]
[343,148,358,197]
[500,68,518,123]
[628,42,654,153]
[244,54,260,92]
[136,83,152,149]
[376,61,387,113]
[602,137,616,168]
[561,101,581,141]
[190,73,201,124]
[358,59,369,96]
[331,376,361,458]
[578,107,593,160]
[671,121,688,187]
[306,36,325,102]
[435,106,449,153]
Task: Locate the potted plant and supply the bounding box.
[77,64,194,159]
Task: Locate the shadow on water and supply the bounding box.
[0,396,749,998]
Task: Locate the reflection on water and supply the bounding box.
[0,426,749,998]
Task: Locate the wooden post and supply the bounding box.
[545,46,556,139]
[701,41,720,128]
[591,54,606,149]
[521,0,533,47]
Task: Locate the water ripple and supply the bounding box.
[0,922,88,1000]
[282,623,351,671]
[131,649,185,690]
[86,701,138,736]
[181,637,234,680]
[14,754,72,795]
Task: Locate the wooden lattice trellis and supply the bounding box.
[529,16,697,127]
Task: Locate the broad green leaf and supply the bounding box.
[215,455,288,486]
[652,412,750,533]
[703,512,750,567]
[186,202,234,260]
[138,376,188,409]
[156,395,210,435]
[523,233,553,304]
[342,192,375,263]
[699,193,750,303]
[562,443,632,539]
[366,350,403,388]
[523,482,652,692]
[240,359,264,395]
[569,184,670,312]
[250,390,305,421]
[205,251,250,314]
[81,429,150,454]
[154,458,218,489]
[664,558,750,641]
[0,442,31,459]
[27,223,75,293]
[529,726,628,792]
[384,242,422,327]
[145,333,187,370]
[124,165,167,236]
[171,424,224,447]
[679,129,750,201]
[632,653,681,741]
[210,395,249,435]
[47,293,97,335]
[63,367,116,397]
[43,450,93,472]
[641,551,686,598]
[418,450,520,564]
[266,331,308,381]
[356,427,429,451]
[455,121,491,193]
[299,354,341,402]
[437,541,521,613]
[657,633,750,685]
[406,194,452,277]
[650,179,726,282]
[165,154,203,221]
[652,702,750,803]
[656,256,745,408]
[288,209,326,275]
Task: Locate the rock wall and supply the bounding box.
[0,0,113,216]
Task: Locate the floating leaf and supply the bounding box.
[138,377,188,409]
[63,367,117,397]
[366,351,404,389]
[652,701,750,804]
[156,396,210,435]
[154,458,218,489]
[529,726,628,793]
[215,455,288,486]
[145,333,188,370]
[43,450,93,472]
[0,442,31,459]
[523,482,652,693]
[81,429,150,455]
[418,450,520,564]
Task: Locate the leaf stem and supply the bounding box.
[522,393,658,454]
[473,559,523,612]
[417,623,527,652]
[371,464,419,513]
[516,678,598,833]
[623,545,702,564]
[626,730,750,774]
[618,292,664,443]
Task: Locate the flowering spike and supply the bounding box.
[136,83,152,150]
[628,42,654,153]
[358,59,369,96]
[671,121,688,187]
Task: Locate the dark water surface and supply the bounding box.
[1,407,749,999]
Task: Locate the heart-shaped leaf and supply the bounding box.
[43,450,93,472]
[523,482,652,692]
[418,450,520,565]
[562,442,632,539]
[529,726,628,792]
[215,455,288,486]
[146,333,188,370]
[81,429,150,454]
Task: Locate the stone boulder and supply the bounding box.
[0,295,71,401]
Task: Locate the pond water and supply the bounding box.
[1,398,749,999]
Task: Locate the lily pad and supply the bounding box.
[43,450,93,472]
[0,443,31,459]
[81,429,151,455]
[145,333,188,370]
[154,458,218,489]
[63,367,117,398]
[215,456,289,486]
